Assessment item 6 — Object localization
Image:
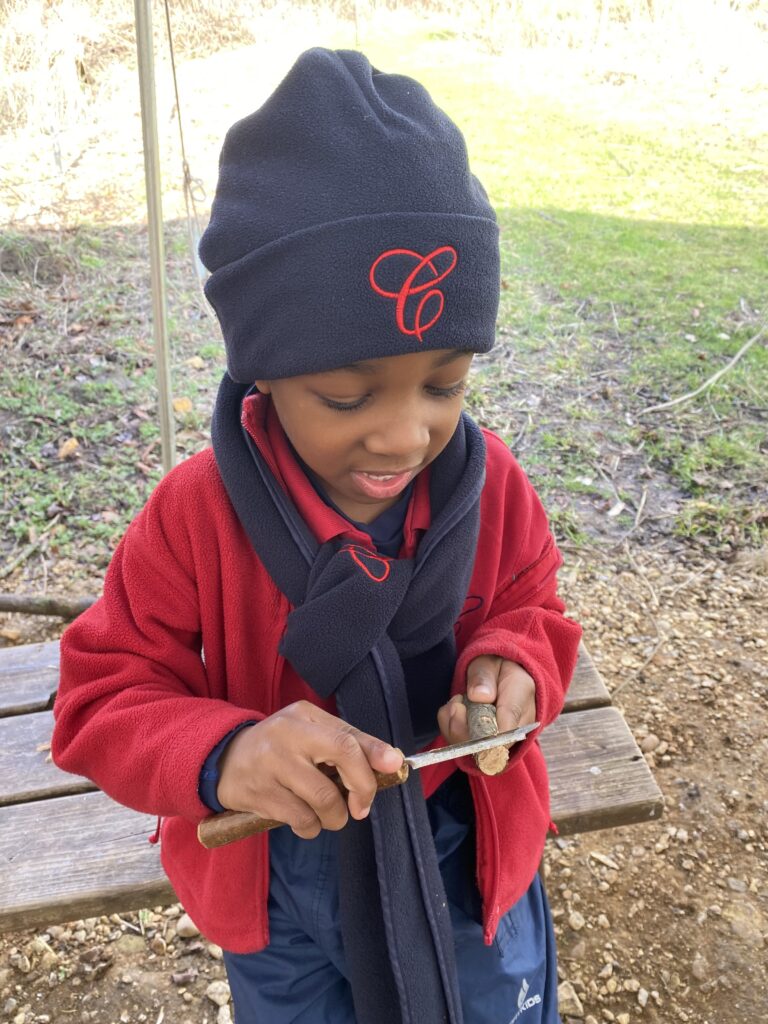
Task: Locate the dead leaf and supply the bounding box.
[58,437,80,460]
[0,628,21,642]
[172,396,193,415]
[185,356,206,370]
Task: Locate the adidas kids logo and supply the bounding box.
[507,977,542,1024]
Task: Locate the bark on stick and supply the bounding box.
[463,697,509,775]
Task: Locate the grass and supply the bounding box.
[1,4,767,590]
[642,427,766,494]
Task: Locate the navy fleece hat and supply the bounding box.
[199,47,500,382]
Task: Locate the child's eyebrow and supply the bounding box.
[325,351,469,375]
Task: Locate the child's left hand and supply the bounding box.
[437,656,536,746]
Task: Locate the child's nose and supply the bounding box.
[365,414,430,460]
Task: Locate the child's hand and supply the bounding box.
[437,656,536,746]
[215,702,403,839]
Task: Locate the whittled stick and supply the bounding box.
[463,697,509,775]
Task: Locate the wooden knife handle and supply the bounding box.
[197,762,410,849]
[463,697,509,776]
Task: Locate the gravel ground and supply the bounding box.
[1,546,766,1024]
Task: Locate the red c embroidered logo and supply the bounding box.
[369,246,458,343]
[342,544,391,583]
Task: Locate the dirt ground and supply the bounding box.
[0,544,765,1024]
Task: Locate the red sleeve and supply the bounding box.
[51,463,262,822]
[453,433,582,774]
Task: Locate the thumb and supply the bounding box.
[466,655,501,704]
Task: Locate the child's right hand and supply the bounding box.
[215,701,403,839]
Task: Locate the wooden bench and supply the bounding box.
[0,640,663,933]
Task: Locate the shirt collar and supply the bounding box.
[241,392,431,556]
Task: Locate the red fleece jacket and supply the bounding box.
[52,409,582,953]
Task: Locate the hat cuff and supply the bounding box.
[203,212,500,381]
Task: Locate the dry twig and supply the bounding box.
[0,515,60,581]
[638,323,767,416]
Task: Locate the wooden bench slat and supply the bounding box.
[0,706,663,933]
[0,639,611,723]
[0,710,94,807]
[0,647,618,815]
[542,706,664,835]
[0,792,175,932]
[0,636,658,932]
[0,643,614,808]
[566,641,610,711]
[0,641,59,717]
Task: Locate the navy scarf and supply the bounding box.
[212,373,486,1024]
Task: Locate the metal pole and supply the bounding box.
[134,0,176,474]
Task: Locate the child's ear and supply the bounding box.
[254,380,272,395]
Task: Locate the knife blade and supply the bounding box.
[403,721,538,770]
[197,721,539,849]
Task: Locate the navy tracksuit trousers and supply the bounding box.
[223,773,561,1024]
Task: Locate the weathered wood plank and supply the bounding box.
[0,637,608,721]
[0,792,175,932]
[0,641,59,717]
[0,710,93,807]
[565,641,611,711]
[0,705,663,933]
[543,706,664,835]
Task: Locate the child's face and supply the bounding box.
[256,348,473,524]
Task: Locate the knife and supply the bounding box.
[197,721,538,849]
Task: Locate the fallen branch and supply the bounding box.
[638,322,767,416]
[0,593,96,619]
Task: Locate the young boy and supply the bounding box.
[52,48,581,1024]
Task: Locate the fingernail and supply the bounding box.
[473,685,493,701]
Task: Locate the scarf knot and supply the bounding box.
[280,544,413,698]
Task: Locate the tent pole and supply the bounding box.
[134,0,176,474]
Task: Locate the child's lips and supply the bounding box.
[350,468,417,499]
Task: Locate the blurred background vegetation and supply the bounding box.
[0,0,766,597]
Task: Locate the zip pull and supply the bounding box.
[148,816,162,845]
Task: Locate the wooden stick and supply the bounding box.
[197,762,410,849]
[0,593,96,619]
[463,697,509,775]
